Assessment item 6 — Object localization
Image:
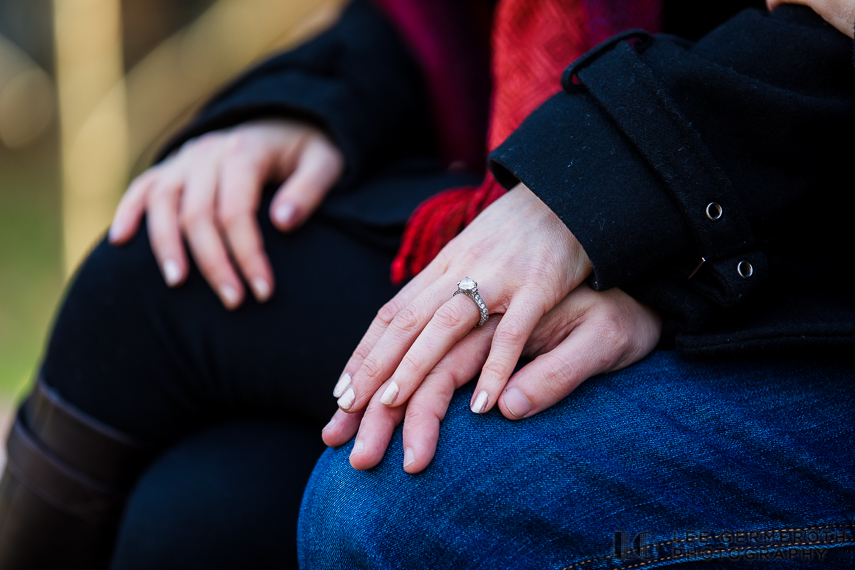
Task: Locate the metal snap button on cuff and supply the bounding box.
[706,202,723,221]
[737,260,753,279]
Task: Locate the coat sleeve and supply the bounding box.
[489,5,855,342]
[158,0,434,186]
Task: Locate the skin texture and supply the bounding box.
[111,120,663,473]
[109,119,345,309]
[767,0,855,37]
[331,184,593,419]
[324,276,662,473]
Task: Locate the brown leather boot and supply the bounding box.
[0,380,154,569]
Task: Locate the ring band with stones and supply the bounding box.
[453,277,489,327]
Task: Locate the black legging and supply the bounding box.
[38,188,409,568]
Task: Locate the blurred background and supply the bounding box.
[0,0,344,448]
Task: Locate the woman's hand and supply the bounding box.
[323,284,662,473]
[108,119,344,309]
[333,183,592,418]
[768,0,855,37]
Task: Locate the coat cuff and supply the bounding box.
[489,86,693,291]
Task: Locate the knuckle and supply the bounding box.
[591,314,632,355]
[358,354,385,381]
[534,354,575,399]
[400,351,425,375]
[391,306,422,335]
[216,206,247,231]
[494,322,528,348]
[433,302,471,330]
[179,206,209,229]
[376,300,404,326]
[480,360,510,382]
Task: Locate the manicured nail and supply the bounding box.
[403,447,416,469]
[333,372,351,398]
[252,277,271,301]
[163,259,182,286]
[323,417,336,431]
[338,387,355,410]
[380,381,399,406]
[352,439,364,454]
[218,284,240,308]
[274,203,297,227]
[108,223,123,243]
[471,390,489,414]
[503,387,532,418]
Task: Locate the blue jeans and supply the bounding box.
[298,350,855,569]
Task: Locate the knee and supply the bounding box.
[61,227,166,319]
[112,419,322,569]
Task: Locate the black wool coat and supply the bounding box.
[162,0,855,358]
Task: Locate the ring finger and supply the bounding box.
[377,291,484,408]
[338,274,484,412]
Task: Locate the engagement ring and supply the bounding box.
[453,277,489,327]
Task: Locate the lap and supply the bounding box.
[299,350,855,569]
[41,193,401,441]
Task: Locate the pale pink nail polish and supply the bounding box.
[219,284,239,307]
[252,278,271,301]
[333,372,351,398]
[274,203,296,227]
[163,260,181,286]
[471,390,489,414]
[338,387,355,410]
[380,382,399,406]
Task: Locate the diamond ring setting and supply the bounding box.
[453,277,489,327]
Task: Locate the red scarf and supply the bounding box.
[373,0,662,283]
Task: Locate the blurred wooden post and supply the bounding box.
[53,0,129,276]
[53,0,344,277]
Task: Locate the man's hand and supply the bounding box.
[323,284,662,473]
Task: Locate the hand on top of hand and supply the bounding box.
[331,183,593,423]
[322,283,662,473]
[768,0,855,37]
[108,119,344,309]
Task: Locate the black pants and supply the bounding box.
[39,191,410,568]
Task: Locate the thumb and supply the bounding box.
[269,135,344,231]
[498,319,615,420]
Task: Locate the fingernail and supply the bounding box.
[218,284,240,308]
[352,439,364,454]
[380,381,399,406]
[274,203,297,227]
[108,223,123,243]
[503,387,532,418]
[333,372,351,398]
[252,278,271,301]
[323,417,336,431]
[471,390,489,414]
[403,447,416,469]
[163,259,181,286]
[338,387,355,411]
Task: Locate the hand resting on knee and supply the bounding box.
[323,183,663,473]
[108,119,344,309]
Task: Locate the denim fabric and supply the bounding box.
[298,350,855,569]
